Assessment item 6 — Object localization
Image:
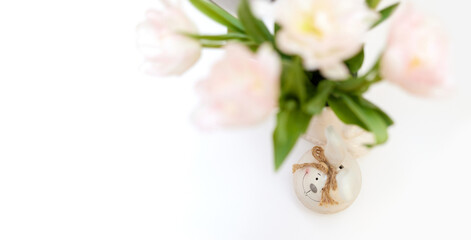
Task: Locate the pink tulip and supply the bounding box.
[136,2,201,76]
[194,43,281,129]
[381,4,452,96]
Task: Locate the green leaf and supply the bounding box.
[345,48,365,76]
[280,58,308,103]
[303,80,335,115]
[329,94,391,144]
[356,97,394,127]
[328,96,368,130]
[374,107,394,127]
[237,0,273,44]
[274,23,281,34]
[339,94,389,144]
[371,3,400,29]
[273,108,311,170]
[335,77,366,93]
[336,56,383,94]
[184,33,249,41]
[189,0,245,32]
[366,0,381,9]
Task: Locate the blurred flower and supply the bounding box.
[304,108,375,159]
[381,4,452,96]
[274,0,378,80]
[136,2,201,76]
[194,43,281,129]
[252,0,275,21]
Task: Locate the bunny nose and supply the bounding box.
[310,183,318,193]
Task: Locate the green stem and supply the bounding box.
[183,32,250,41]
[201,43,225,48]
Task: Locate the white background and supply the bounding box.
[0,0,470,239]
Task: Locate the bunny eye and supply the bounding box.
[339,165,344,169]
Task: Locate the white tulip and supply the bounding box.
[274,0,378,80]
[136,2,201,76]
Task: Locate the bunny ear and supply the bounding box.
[324,126,347,167]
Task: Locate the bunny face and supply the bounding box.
[300,166,328,203]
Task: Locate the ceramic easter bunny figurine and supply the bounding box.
[293,126,362,214]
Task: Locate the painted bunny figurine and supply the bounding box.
[293,126,362,214]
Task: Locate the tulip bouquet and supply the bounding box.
[137,0,451,170]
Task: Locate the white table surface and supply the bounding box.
[0,0,469,239]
